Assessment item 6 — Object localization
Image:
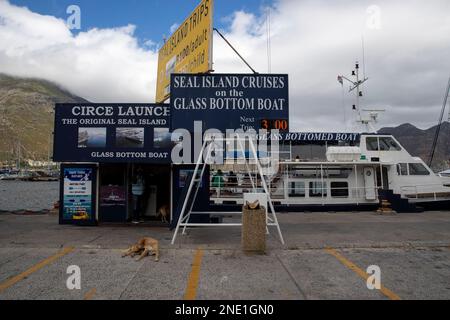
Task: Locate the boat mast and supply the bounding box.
[48,134,51,172]
[341,61,369,129]
[17,140,21,172]
[339,61,386,133]
[428,76,450,168]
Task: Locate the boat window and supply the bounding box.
[326,168,351,178]
[366,137,379,151]
[330,182,349,198]
[366,137,401,151]
[289,182,305,197]
[408,163,430,175]
[291,144,327,161]
[289,167,323,179]
[309,181,327,197]
[275,144,291,161]
[379,137,401,151]
[397,163,408,175]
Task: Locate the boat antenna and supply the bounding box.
[266,7,272,73]
[361,36,367,90]
[337,61,369,131]
[338,75,347,129]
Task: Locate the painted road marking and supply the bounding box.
[325,247,401,300]
[184,248,204,300]
[84,288,97,300]
[0,247,75,294]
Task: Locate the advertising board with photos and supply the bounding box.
[170,73,289,133]
[59,164,97,226]
[53,104,172,163]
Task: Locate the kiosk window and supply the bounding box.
[331,182,349,198]
[309,181,327,197]
[289,182,305,197]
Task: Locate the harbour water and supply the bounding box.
[0,181,59,212]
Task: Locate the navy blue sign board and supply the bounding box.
[53,104,172,163]
[170,73,289,133]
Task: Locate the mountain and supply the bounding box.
[379,122,450,171]
[0,74,88,163]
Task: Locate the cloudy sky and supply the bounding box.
[0,0,449,132]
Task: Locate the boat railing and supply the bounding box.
[399,184,450,200]
[210,184,379,205]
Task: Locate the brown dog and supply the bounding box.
[122,237,159,261]
[158,204,170,223]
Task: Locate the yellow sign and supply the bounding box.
[155,0,213,103]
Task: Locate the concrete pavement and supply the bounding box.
[0,211,449,300]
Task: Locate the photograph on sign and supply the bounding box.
[78,127,106,148]
[116,127,145,148]
[170,73,289,133]
[100,185,126,207]
[153,128,173,149]
[155,0,213,103]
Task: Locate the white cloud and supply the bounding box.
[169,23,179,33]
[0,0,158,102]
[0,0,449,131]
[143,39,157,49]
[212,0,450,131]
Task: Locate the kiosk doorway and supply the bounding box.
[98,163,171,224]
[130,164,171,224]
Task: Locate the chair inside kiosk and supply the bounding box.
[98,164,171,224]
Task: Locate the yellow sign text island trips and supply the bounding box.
[156,0,213,103]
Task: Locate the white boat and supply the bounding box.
[439,169,450,177]
[209,134,450,212]
[209,62,450,212]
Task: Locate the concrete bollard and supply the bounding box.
[242,204,266,253]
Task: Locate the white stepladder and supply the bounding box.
[170,133,285,245]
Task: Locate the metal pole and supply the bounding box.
[354,164,358,205]
[47,134,51,172]
[213,28,258,74]
[247,135,285,244]
[172,139,212,244]
[428,77,450,168]
[320,164,324,205]
[17,141,20,172]
[377,137,384,189]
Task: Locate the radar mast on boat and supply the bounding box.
[338,61,384,133]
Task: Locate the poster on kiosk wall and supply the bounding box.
[59,164,97,226]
